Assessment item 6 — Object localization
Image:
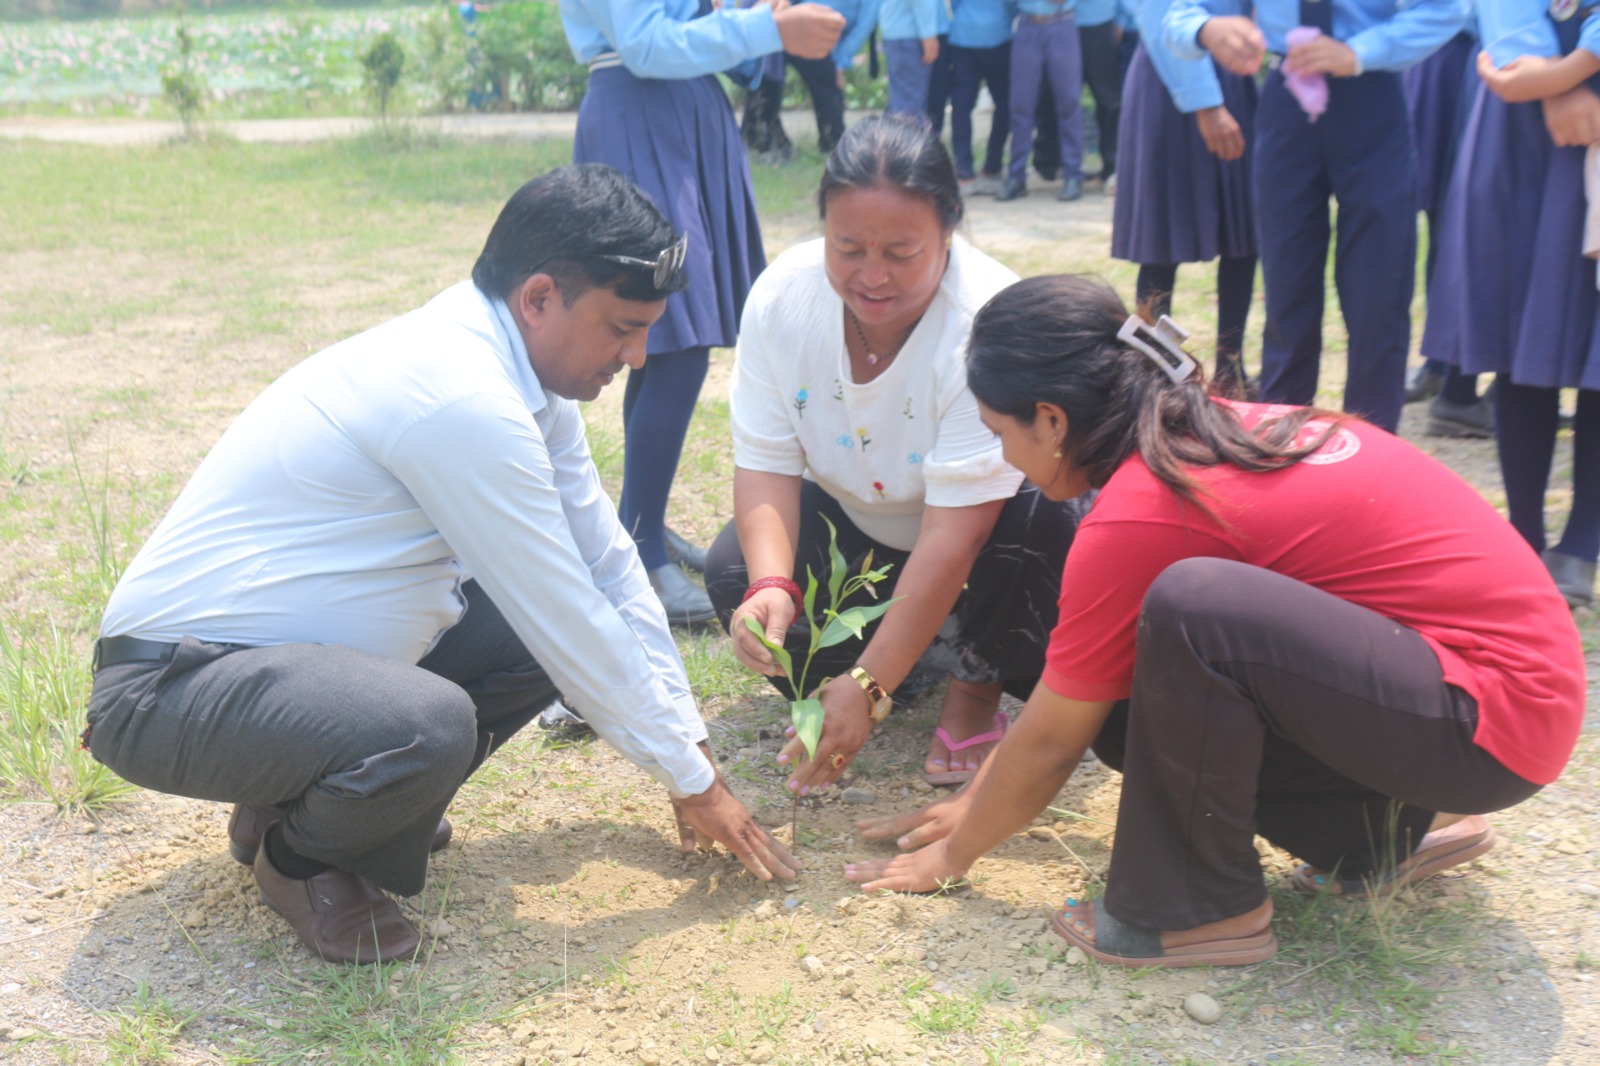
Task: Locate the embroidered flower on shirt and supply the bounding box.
[794,388,809,419]
[872,480,886,500]
[832,379,843,401]
[836,434,855,449]
[907,452,923,464]
[903,398,914,420]
[857,427,871,452]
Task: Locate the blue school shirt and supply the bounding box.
[880,0,945,39]
[1136,0,1251,110]
[1016,0,1077,17]
[1079,0,1118,28]
[560,0,782,77]
[1164,0,1467,73]
[951,0,1016,48]
[815,0,886,68]
[1477,0,1598,63]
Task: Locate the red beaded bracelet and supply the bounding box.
[742,576,804,612]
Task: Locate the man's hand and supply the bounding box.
[843,838,970,893]
[728,587,795,676]
[775,672,874,794]
[856,786,974,851]
[1197,16,1266,77]
[921,37,939,65]
[1195,104,1245,160]
[1543,84,1600,147]
[1284,35,1359,78]
[774,3,845,60]
[672,775,801,881]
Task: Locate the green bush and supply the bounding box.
[411,5,474,112]
[361,29,406,122]
[161,15,206,136]
[474,0,585,111]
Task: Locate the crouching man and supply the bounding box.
[85,164,797,963]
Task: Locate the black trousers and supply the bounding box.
[742,52,847,154]
[1089,559,1539,930]
[705,481,1088,701]
[1079,20,1122,177]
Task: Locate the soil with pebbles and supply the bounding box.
[1,114,1599,1065]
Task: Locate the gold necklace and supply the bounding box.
[847,307,918,367]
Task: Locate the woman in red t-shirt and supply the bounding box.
[844,275,1585,968]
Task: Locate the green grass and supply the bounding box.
[102,982,196,1065]
[221,963,484,1064]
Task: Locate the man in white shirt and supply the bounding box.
[86,164,797,964]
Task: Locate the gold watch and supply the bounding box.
[849,666,893,723]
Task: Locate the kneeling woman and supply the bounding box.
[706,117,1089,792]
[845,275,1584,967]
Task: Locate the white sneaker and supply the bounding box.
[970,173,1002,196]
[1105,173,1117,197]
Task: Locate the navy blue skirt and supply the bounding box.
[574,67,766,354]
[1421,84,1599,389]
[1403,31,1475,215]
[1111,44,1256,265]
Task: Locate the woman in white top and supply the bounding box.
[705,116,1090,793]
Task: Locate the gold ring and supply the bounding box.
[829,752,846,770]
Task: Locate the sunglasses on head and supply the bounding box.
[598,232,688,289]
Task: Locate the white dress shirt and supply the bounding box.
[730,236,1024,552]
[102,281,714,797]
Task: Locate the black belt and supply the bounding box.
[1023,10,1074,24]
[93,635,179,672]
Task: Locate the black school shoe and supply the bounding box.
[995,175,1029,202]
[649,563,717,626]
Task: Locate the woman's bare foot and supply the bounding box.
[923,679,1006,784]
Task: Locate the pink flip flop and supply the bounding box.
[923,711,1008,787]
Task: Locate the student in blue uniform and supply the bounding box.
[1169,0,1466,433]
[1405,18,1493,438]
[1079,0,1125,183]
[1422,0,1600,607]
[560,0,846,624]
[947,0,1016,194]
[882,0,945,119]
[999,0,1088,201]
[1114,0,1256,391]
[742,0,882,158]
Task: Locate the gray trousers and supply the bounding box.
[1007,16,1085,182]
[86,581,558,895]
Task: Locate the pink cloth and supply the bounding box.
[1284,26,1329,122]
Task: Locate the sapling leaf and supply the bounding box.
[816,600,899,649]
[741,616,794,684]
[791,697,825,762]
[823,515,847,608]
[803,568,819,624]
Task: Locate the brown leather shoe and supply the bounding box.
[253,844,420,964]
[228,804,452,865]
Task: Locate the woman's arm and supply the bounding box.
[777,498,1004,790]
[1478,49,1600,103]
[844,686,1117,891]
[728,467,805,675]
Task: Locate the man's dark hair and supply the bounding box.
[818,115,963,232]
[472,164,688,305]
